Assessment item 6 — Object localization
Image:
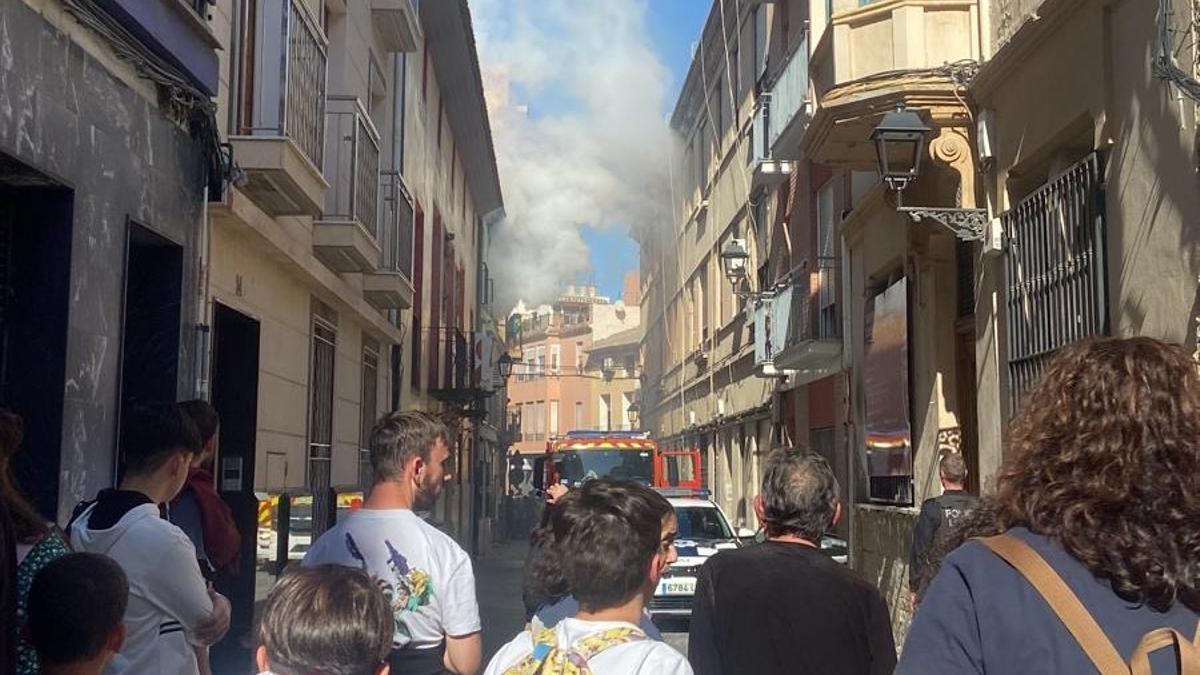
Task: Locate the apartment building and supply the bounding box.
[204,0,502,550]
[792,0,1200,641]
[506,283,640,453]
[0,0,220,523]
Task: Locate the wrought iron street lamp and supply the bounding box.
[497,352,514,381]
[871,105,989,242]
[721,238,750,288]
[871,105,930,192]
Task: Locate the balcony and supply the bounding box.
[766,35,810,160]
[230,0,329,216]
[371,0,422,52]
[430,327,489,404]
[747,96,793,191]
[806,0,980,166]
[363,171,416,310]
[773,258,842,381]
[313,97,382,274]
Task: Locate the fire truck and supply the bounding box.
[535,430,703,491]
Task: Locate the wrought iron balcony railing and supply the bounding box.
[322,97,381,239]
[246,0,327,170]
[379,171,415,280]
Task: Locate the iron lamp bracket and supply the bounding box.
[898,207,989,242]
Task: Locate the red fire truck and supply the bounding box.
[535,430,703,491]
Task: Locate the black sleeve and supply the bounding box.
[909,498,941,591]
[867,589,898,675]
[688,561,721,675]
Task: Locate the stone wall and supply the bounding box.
[853,504,918,649]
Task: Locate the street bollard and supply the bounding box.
[275,492,291,576]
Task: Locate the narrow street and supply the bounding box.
[474,542,690,662]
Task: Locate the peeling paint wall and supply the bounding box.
[0,1,204,523]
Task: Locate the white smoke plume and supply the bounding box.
[473,0,673,311]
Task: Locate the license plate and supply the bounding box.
[656,577,697,596]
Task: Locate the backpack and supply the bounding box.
[980,534,1200,675]
[502,625,647,675]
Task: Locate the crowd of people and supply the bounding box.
[0,336,1198,674]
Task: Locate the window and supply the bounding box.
[817,181,836,258]
[574,402,584,430]
[523,355,535,382]
[549,401,560,436]
[367,55,387,124]
[575,342,585,371]
[535,401,546,441]
[699,262,709,343]
[359,339,379,491]
[816,181,839,339]
[599,394,612,431]
[308,302,337,536]
[522,402,533,440]
[697,121,709,193]
[550,344,561,373]
[535,346,546,379]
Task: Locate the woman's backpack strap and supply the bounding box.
[979,534,1128,675]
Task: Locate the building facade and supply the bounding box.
[506,284,641,455]
[0,0,219,523]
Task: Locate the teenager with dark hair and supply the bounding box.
[688,450,895,675]
[27,552,129,675]
[254,565,392,675]
[486,479,690,674]
[0,408,70,675]
[171,400,240,577]
[898,337,1200,674]
[70,403,230,675]
[304,411,481,675]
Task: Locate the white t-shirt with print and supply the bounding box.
[301,508,480,650]
[484,618,694,675]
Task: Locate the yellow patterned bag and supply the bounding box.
[502,626,647,675]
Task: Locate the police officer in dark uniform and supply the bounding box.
[909,452,978,597]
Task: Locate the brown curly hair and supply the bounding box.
[927,337,1200,611]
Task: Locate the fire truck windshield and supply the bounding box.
[554,449,654,487]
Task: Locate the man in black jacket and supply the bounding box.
[688,450,896,675]
[909,451,978,596]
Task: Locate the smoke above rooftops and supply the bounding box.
[474,0,673,312]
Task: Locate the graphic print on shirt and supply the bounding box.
[346,533,435,642]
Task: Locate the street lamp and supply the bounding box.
[870,105,930,192]
[497,352,514,381]
[870,105,990,242]
[721,238,750,288]
[627,401,640,429]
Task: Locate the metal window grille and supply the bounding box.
[1004,152,1107,412]
[359,342,379,491]
[308,313,336,537]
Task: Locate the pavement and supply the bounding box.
[473,540,690,664]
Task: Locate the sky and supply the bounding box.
[474,0,710,310]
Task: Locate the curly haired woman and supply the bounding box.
[897,337,1200,674]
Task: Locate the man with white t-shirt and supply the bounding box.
[303,411,481,675]
[485,479,692,675]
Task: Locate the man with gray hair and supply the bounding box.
[688,449,895,675]
[909,451,978,597]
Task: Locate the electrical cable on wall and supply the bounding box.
[61,0,231,190]
[1154,0,1200,102]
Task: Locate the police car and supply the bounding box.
[649,490,750,622]
[649,489,849,622]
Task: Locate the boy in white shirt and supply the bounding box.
[70,403,230,675]
[485,479,692,675]
[303,411,481,675]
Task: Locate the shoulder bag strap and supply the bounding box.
[1129,624,1200,675]
[979,534,1128,675]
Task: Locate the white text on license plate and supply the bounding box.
[657,577,696,596]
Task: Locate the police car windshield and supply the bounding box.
[555,449,653,486]
[675,506,732,541]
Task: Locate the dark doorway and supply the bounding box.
[0,172,73,519]
[209,302,261,673]
[117,222,184,478]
